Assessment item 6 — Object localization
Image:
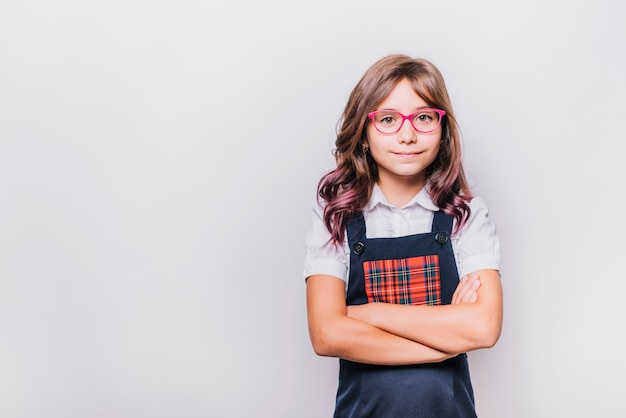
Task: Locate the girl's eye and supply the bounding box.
[375,113,398,125]
[415,112,433,122]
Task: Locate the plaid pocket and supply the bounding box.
[363,255,441,305]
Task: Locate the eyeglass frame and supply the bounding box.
[367,108,446,134]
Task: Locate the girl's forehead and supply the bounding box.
[377,79,429,109]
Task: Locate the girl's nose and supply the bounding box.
[398,119,417,143]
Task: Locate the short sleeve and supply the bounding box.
[302,201,349,282]
[452,197,501,278]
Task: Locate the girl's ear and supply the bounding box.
[362,142,369,152]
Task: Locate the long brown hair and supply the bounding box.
[318,54,472,245]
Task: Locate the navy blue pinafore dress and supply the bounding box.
[334,210,476,418]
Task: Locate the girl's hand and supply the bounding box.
[451,273,481,304]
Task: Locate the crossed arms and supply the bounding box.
[306,270,503,366]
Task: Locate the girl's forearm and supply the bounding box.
[352,303,498,353]
[348,270,503,353]
[310,314,455,365]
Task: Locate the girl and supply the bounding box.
[303,54,503,417]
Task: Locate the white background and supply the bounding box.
[1,0,624,417]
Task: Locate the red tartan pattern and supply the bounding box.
[363,255,441,305]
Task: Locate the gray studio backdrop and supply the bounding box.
[1,0,624,417]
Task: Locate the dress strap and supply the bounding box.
[345,212,366,246]
[431,210,454,234]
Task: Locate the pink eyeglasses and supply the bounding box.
[367,108,446,134]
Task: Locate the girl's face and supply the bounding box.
[366,78,441,190]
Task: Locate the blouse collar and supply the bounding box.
[366,183,439,212]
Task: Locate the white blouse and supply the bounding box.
[303,184,500,285]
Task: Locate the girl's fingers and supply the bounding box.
[452,273,481,304]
